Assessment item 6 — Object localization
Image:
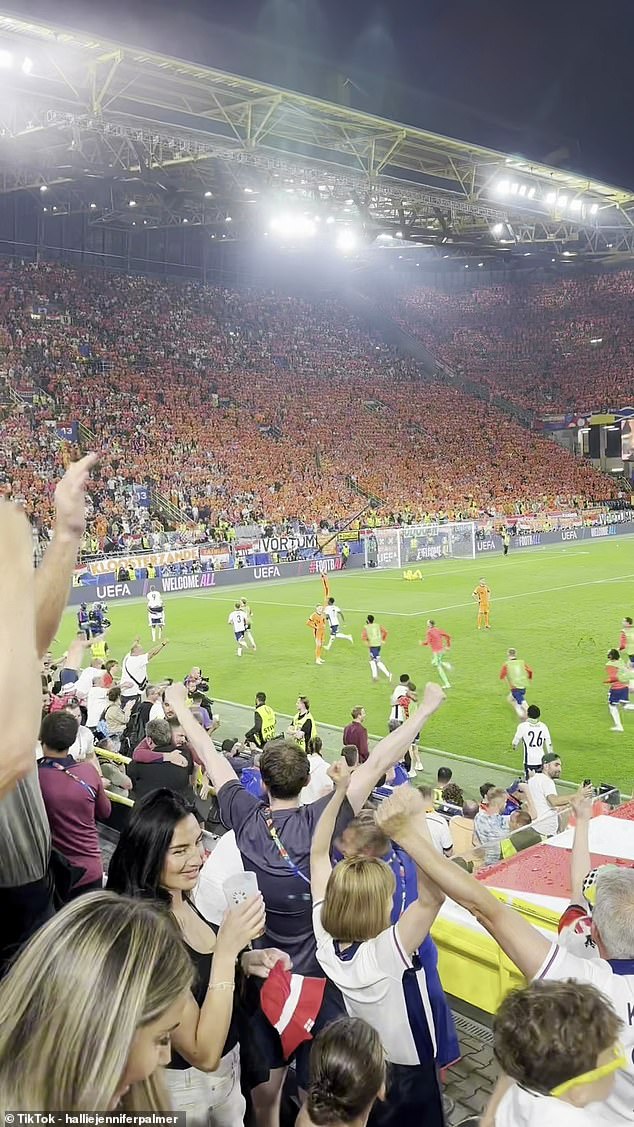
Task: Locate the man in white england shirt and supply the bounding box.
[379,786,633,1125]
[121,636,168,706]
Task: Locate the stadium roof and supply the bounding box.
[1,10,634,256]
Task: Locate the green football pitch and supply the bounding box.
[59,538,634,792]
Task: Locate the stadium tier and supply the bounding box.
[0,262,621,549]
[386,271,634,414]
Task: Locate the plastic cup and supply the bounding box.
[223,869,259,906]
[223,870,264,936]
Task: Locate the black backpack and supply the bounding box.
[120,700,148,758]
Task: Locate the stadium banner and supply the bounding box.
[66,553,363,607]
[81,547,201,575]
[253,533,318,554]
[132,484,151,509]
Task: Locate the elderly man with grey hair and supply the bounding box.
[375,785,634,1124]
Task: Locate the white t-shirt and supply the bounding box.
[324,604,341,626]
[390,683,409,707]
[149,699,165,721]
[71,666,103,698]
[528,772,559,835]
[86,685,108,728]
[69,725,95,762]
[122,652,149,696]
[513,720,553,767]
[300,754,334,805]
[228,611,247,633]
[313,903,436,1066]
[426,812,453,855]
[536,942,634,1122]
[146,590,163,610]
[194,831,244,926]
[495,1084,615,1127]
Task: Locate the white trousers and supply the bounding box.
[166,1043,246,1127]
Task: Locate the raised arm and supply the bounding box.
[0,505,42,797]
[376,786,552,980]
[310,762,351,901]
[346,682,445,814]
[164,683,238,791]
[396,861,445,957]
[568,794,593,905]
[35,453,98,659]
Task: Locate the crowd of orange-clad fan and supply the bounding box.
[0,261,620,549]
[385,271,634,413]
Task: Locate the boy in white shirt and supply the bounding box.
[487,978,623,1127]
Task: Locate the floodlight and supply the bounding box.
[336,229,358,253]
[494,180,509,194]
[89,202,97,209]
[570,199,583,212]
[204,190,212,198]
[325,216,335,225]
[464,263,469,268]
[21,56,33,75]
[0,49,12,69]
[527,187,536,199]
[518,185,527,197]
[558,195,569,208]
[129,199,136,207]
[39,184,48,193]
[509,182,519,194]
[545,191,557,205]
[225,215,232,222]
[590,203,599,216]
[478,262,484,267]
[491,223,504,237]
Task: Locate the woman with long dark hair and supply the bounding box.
[107,789,286,1126]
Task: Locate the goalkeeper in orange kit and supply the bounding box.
[472,578,491,629]
[307,606,327,665]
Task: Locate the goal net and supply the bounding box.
[363,522,476,569]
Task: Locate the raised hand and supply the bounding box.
[54,453,99,539]
[421,682,446,713]
[165,681,189,710]
[375,784,425,841]
[327,759,353,790]
[217,893,266,956]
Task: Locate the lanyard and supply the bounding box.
[262,809,310,885]
[40,759,97,801]
[389,851,407,916]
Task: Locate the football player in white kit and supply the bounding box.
[228,603,249,657]
[146,585,165,642]
[239,597,257,651]
[324,596,353,650]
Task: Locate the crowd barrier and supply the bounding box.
[67,553,364,606]
[475,518,634,555]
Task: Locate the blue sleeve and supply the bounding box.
[217,779,261,833]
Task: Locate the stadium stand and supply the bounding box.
[0,263,620,554]
[385,271,634,413]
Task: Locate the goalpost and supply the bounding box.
[363,522,477,569]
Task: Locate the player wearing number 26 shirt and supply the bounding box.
[512,704,552,778]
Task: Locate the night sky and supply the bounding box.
[12,0,634,188]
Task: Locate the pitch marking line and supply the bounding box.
[182,571,634,617]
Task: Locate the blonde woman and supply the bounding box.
[310,763,446,1127]
[0,892,193,1111]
